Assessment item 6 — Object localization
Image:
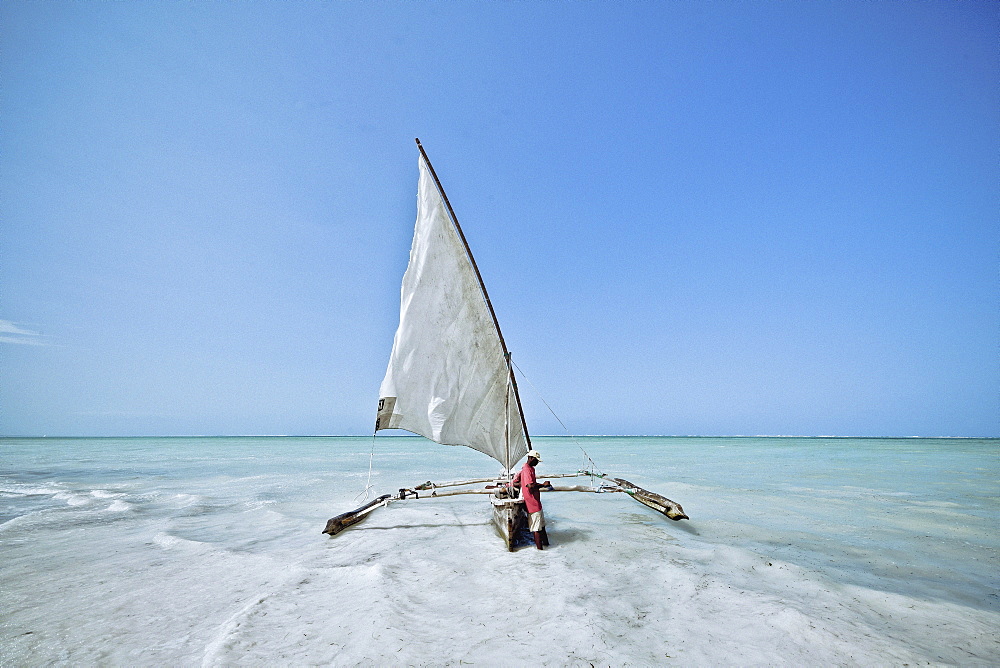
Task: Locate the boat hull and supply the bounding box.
[490,497,527,551]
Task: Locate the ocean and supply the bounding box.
[1,436,997,665]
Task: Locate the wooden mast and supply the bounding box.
[504,353,511,473]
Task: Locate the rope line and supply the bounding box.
[355,433,378,502]
[510,359,605,479]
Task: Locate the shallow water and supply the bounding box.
[1,436,997,665]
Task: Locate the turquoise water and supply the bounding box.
[1,436,998,665]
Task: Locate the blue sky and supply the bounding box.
[2,1,996,437]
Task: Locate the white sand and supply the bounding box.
[1,436,997,665]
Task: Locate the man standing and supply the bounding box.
[517,449,550,550]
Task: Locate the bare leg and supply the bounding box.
[540,528,549,546]
[533,531,544,550]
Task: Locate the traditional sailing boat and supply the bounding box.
[324,139,687,550]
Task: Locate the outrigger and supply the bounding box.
[323,471,688,551]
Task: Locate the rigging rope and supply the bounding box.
[510,359,605,479]
[356,433,378,502]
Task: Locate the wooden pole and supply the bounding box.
[505,352,510,473]
[412,472,590,491]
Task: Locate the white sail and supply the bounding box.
[376,154,530,467]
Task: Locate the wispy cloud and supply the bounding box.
[0,319,47,345]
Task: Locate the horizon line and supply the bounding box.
[1,433,996,440]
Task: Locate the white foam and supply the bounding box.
[0,483,62,496]
[152,532,212,552]
[171,493,201,506]
[152,532,182,548]
[53,491,91,506]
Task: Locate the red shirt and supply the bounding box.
[518,462,542,514]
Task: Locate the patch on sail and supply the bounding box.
[375,397,402,431]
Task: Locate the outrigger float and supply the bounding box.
[324,140,687,550]
[324,471,688,551]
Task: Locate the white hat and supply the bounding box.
[526,450,542,462]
